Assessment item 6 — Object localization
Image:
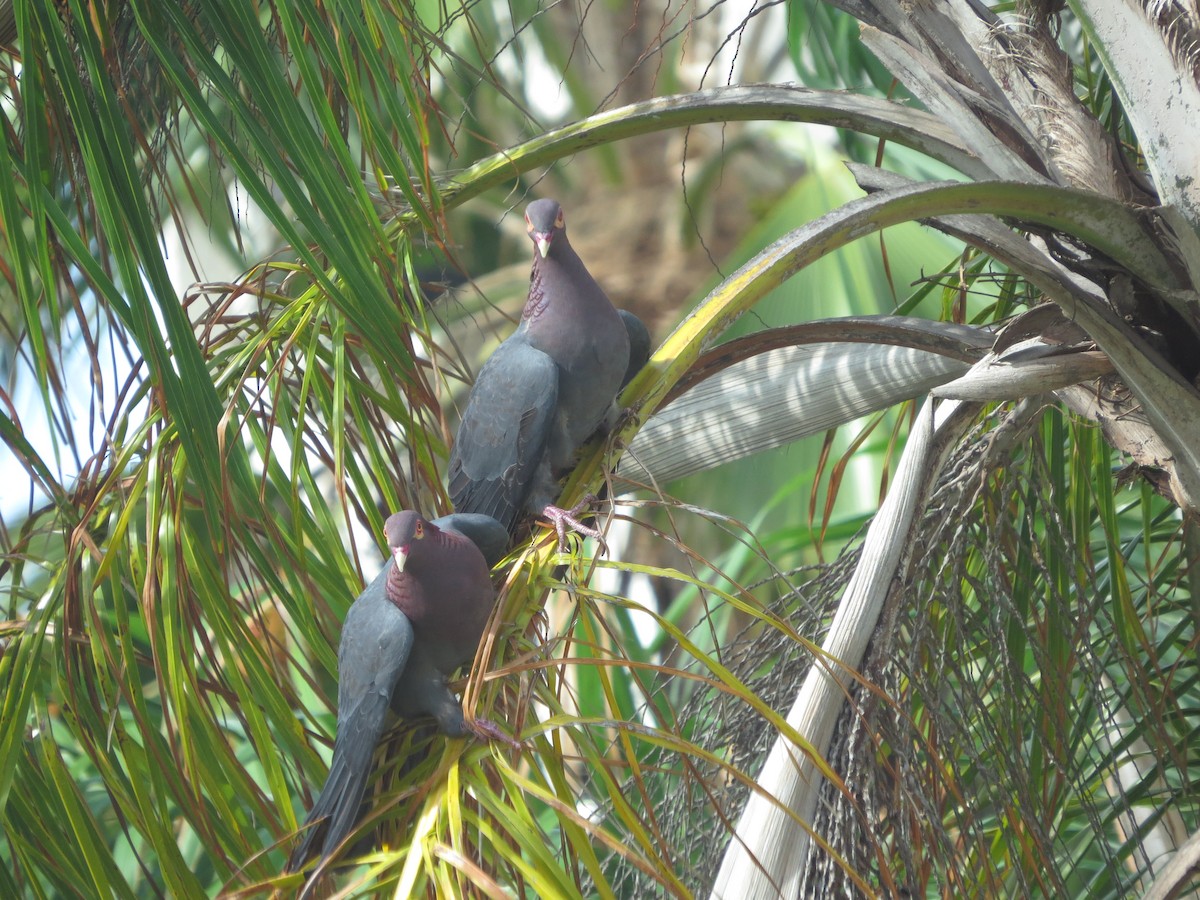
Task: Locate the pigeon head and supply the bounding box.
[384,511,440,572]
[525,199,565,259]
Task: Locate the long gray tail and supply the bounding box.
[286,694,387,878]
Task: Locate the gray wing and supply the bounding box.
[432,513,509,569]
[619,309,650,389]
[448,338,558,533]
[288,563,413,873]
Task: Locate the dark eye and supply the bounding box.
[414,522,424,538]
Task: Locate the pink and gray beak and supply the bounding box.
[392,544,409,572]
[533,231,552,258]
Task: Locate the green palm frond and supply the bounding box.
[3,1,1199,898]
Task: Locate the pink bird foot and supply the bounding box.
[542,494,607,552]
[468,717,524,750]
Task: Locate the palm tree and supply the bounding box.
[1,1,1197,898]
